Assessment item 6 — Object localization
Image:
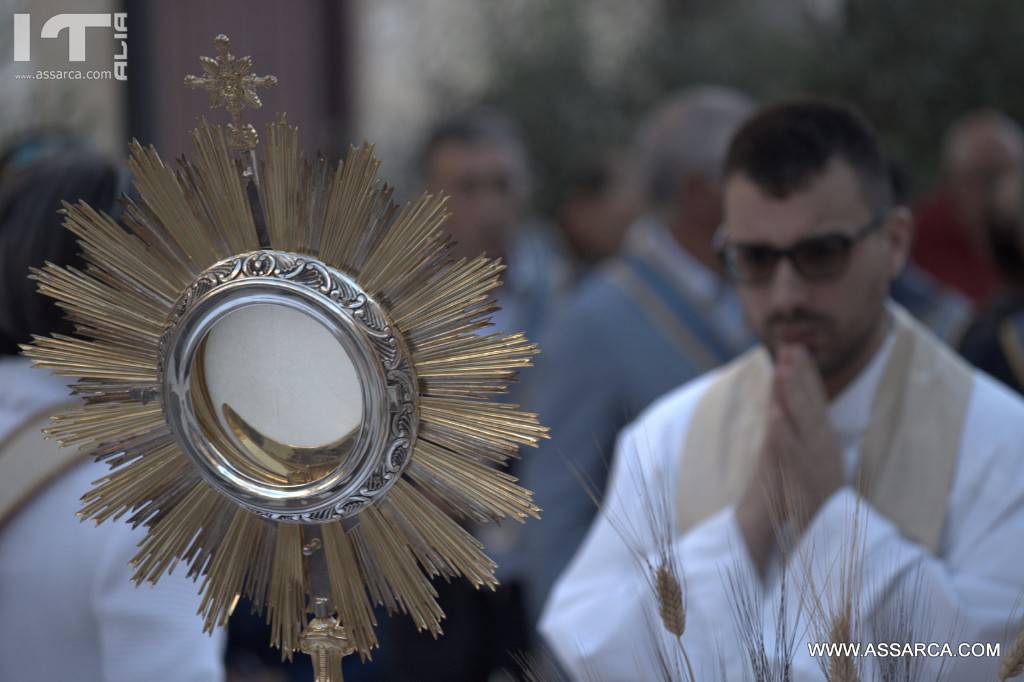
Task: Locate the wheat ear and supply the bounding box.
[653,559,696,681]
[656,562,685,637]
[827,609,859,682]
[1000,621,1024,681]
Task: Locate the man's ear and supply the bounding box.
[885,206,914,279]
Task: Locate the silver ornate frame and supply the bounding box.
[159,250,418,523]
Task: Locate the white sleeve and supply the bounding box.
[792,447,1024,680]
[538,421,761,681]
[92,520,226,682]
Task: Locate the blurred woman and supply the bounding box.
[0,149,225,681]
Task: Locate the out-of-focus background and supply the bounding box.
[4,0,1024,201]
[5,1,1024,681]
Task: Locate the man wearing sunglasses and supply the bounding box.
[540,100,1024,680]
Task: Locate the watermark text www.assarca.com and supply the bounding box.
[809,641,1001,658]
[12,13,127,81]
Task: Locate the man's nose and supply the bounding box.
[767,257,809,311]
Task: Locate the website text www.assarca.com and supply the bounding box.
[808,641,1001,659]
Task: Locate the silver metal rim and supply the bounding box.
[159,250,418,523]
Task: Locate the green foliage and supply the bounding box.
[803,0,1024,191]
[475,0,1024,211]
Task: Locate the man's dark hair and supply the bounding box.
[724,99,893,210]
[0,150,125,355]
[417,110,527,181]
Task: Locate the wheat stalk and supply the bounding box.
[827,609,858,682]
[509,649,575,682]
[569,428,700,680]
[653,559,697,681]
[1000,621,1024,681]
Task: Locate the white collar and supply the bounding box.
[828,318,897,442]
[0,356,73,442]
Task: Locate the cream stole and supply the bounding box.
[676,304,973,554]
[0,403,85,530]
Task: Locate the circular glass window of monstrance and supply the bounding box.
[190,302,364,487]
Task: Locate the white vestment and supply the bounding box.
[0,357,225,682]
[540,317,1024,680]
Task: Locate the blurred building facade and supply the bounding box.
[2,0,125,155]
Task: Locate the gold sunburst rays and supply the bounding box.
[23,89,546,660]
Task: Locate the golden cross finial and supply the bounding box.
[185,34,277,151]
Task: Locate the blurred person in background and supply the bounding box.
[912,109,1024,306]
[552,150,640,274]
[958,167,1024,393]
[0,149,225,681]
[0,129,84,184]
[361,110,570,682]
[419,110,572,347]
[887,160,973,343]
[517,86,756,629]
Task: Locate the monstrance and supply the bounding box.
[24,34,546,680]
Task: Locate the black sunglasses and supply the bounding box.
[714,212,888,285]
